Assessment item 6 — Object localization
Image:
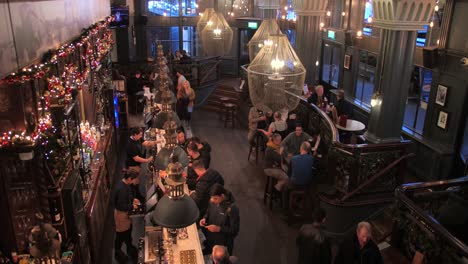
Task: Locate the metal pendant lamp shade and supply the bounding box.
[200,10,233,56]
[247,19,281,61]
[246,34,306,112]
[154,121,188,170]
[153,162,199,228]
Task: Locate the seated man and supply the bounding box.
[190,160,225,217]
[288,141,315,186]
[281,124,312,159]
[264,133,289,191]
[332,89,353,123]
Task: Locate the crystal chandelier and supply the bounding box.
[247,19,281,61]
[198,9,233,56]
[246,34,306,112]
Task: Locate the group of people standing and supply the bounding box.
[113,125,239,263]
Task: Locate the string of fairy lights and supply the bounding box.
[0,16,115,149]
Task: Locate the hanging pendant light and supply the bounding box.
[197,8,217,45]
[152,89,181,129]
[247,19,281,61]
[200,10,233,56]
[153,161,199,228]
[246,34,306,112]
[154,120,188,170]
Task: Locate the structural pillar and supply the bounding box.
[364,0,436,143]
[293,0,328,84]
[256,0,280,19]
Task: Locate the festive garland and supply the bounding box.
[0,16,115,149]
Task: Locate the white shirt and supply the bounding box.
[269,120,287,133]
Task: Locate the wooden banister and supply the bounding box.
[339,153,415,203]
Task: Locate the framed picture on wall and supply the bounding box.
[344,55,351,70]
[435,85,448,106]
[437,110,449,130]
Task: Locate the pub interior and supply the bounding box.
[0,0,467,263]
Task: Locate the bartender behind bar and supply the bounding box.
[126,127,159,201]
[114,169,141,263]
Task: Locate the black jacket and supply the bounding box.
[203,191,240,248]
[334,233,383,264]
[190,169,224,217]
[296,224,331,264]
[113,180,134,212]
[200,142,212,168]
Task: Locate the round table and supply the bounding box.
[335,119,365,132]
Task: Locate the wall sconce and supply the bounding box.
[356,30,363,39]
[370,92,382,107]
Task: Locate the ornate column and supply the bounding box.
[364,0,436,143]
[293,0,328,83]
[256,0,280,19]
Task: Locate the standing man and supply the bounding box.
[113,169,140,263]
[334,222,383,264]
[125,127,158,170]
[125,127,158,201]
[247,105,270,147]
[296,208,331,264]
[200,184,240,255]
[190,160,225,218]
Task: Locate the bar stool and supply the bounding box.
[219,97,231,120]
[286,186,311,224]
[263,175,283,210]
[223,103,237,128]
[248,133,265,164]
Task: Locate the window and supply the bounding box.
[148,0,198,17]
[149,26,197,57]
[416,26,429,47]
[354,50,377,108]
[363,1,373,36]
[403,67,432,134]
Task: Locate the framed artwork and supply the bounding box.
[435,85,448,106]
[437,110,449,130]
[344,55,351,70]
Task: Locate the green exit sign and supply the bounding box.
[328,30,335,39]
[248,22,258,29]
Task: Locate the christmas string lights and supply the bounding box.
[0,16,115,149]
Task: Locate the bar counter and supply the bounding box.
[141,128,205,264]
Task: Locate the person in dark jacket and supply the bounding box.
[188,136,212,167]
[186,142,211,190]
[190,160,225,217]
[296,208,331,264]
[200,184,240,255]
[113,169,140,263]
[334,221,383,264]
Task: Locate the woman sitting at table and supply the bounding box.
[258,111,288,139]
[331,89,353,124]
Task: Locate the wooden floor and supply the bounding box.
[97,108,415,264]
[97,109,300,264]
[191,110,299,263]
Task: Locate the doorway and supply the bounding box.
[238,28,256,67]
[320,42,342,89]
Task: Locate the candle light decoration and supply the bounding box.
[0,16,115,149]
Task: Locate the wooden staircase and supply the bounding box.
[202,84,241,112]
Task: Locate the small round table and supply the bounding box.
[335,119,366,132]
